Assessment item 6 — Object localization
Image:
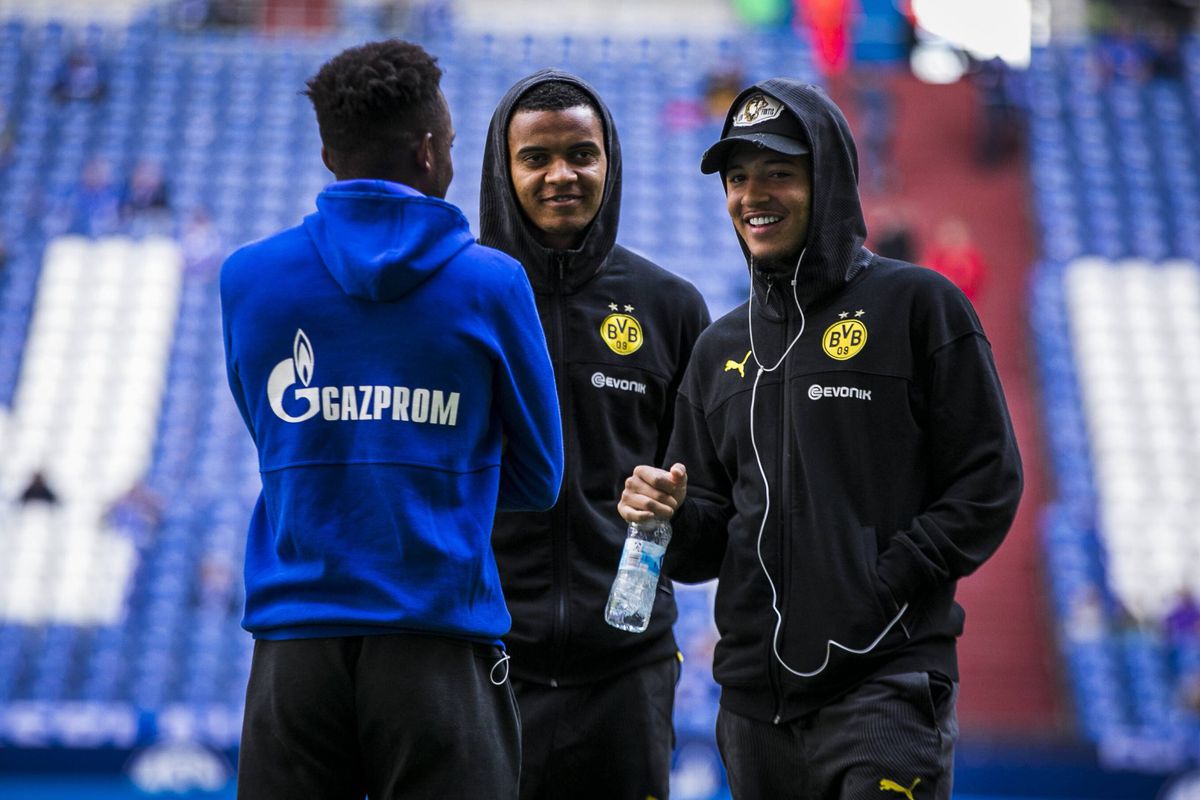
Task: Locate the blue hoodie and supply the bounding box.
[220,180,563,642]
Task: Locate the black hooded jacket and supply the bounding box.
[664,80,1023,721]
[480,70,711,685]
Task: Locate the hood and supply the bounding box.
[713,80,870,313]
[304,179,475,302]
[479,69,621,292]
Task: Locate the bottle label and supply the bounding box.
[619,538,667,578]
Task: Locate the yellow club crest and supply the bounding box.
[600,311,643,356]
[822,312,868,361]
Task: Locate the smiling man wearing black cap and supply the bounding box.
[702,91,814,282]
[619,80,1023,799]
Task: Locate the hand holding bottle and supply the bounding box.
[617,462,687,523]
[607,463,687,633]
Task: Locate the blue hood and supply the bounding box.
[304,180,475,301]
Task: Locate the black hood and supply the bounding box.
[480,69,621,292]
[711,79,870,312]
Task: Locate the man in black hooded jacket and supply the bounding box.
[619,81,1022,799]
[480,71,710,799]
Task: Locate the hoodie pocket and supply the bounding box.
[778,524,899,674]
[862,525,900,622]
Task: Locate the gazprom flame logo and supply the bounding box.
[268,329,320,423]
[294,329,313,386]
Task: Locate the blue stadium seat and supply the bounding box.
[1032,38,1200,750]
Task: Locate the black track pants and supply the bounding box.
[716,671,958,800]
[236,633,521,800]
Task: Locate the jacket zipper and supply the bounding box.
[550,253,569,687]
[758,276,786,725]
[775,296,798,724]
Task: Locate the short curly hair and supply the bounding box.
[514,81,600,118]
[304,39,445,166]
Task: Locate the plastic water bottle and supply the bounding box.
[605,519,672,633]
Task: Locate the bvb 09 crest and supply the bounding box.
[822,318,868,360]
[600,312,643,355]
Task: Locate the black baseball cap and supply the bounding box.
[700,90,809,175]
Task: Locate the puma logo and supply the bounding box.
[723,350,751,378]
[879,777,920,800]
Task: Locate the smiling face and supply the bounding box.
[507,105,608,251]
[723,143,812,269]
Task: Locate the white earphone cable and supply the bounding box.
[746,251,908,679]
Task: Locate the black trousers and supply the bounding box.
[512,655,679,800]
[716,671,958,800]
[236,633,521,800]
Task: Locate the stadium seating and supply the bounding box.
[1031,38,1200,763]
[0,10,814,750]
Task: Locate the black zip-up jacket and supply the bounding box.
[665,80,1023,721]
[480,70,711,685]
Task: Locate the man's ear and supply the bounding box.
[415,132,435,175]
[321,146,337,177]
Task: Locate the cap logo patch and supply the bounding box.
[732,93,783,127]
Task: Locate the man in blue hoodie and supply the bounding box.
[220,40,564,800]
